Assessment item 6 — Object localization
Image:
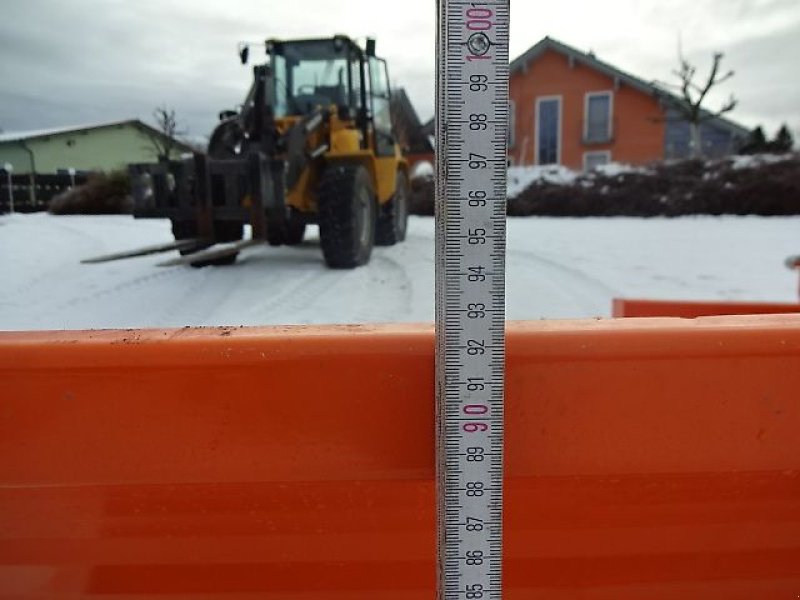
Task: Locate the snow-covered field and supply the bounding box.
[1,213,797,331]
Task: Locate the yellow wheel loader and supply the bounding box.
[106,36,409,269]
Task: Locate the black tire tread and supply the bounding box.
[285,211,307,246]
[375,170,409,246]
[317,164,375,269]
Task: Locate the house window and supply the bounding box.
[584,91,613,144]
[508,100,515,148]
[583,150,611,171]
[536,96,561,165]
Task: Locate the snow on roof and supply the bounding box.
[0,119,142,144]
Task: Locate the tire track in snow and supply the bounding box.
[23,267,202,329]
[233,262,343,325]
[0,220,104,304]
[157,266,241,327]
[507,246,620,318]
[350,253,415,323]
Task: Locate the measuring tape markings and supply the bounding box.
[436,1,509,600]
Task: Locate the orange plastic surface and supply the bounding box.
[2,317,800,598]
[613,297,800,318]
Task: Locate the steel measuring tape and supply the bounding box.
[435,1,509,599]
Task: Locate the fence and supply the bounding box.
[0,172,90,213]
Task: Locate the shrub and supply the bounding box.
[48,171,133,215]
[409,155,800,217]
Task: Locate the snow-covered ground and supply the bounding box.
[0,213,797,331]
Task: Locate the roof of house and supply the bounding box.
[391,88,434,153]
[421,117,434,137]
[0,119,195,151]
[510,36,750,138]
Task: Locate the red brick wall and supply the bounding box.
[509,49,665,170]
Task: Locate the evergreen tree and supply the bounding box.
[773,124,794,153]
[740,126,767,154]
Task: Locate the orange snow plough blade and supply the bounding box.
[613,297,800,318]
[1,317,800,598]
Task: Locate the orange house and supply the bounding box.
[509,37,748,170]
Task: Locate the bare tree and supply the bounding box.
[655,47,737,159]
[147,105,188,161]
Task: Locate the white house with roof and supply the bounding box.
[0,119,194,176]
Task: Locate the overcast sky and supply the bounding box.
[1,0,798,143]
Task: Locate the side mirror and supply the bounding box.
[239,45,249,65]
[366,38,376,57]
[219,110,238,121]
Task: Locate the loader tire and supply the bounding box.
[211,221,244,266]
[375,170,409,246]
[317,164,376,269]
[208,119,245,159]
[266,209,306,246]
[285,210,307,246]
[171,219,243,267]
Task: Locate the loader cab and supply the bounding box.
[268,37,357,118]
[266,36,396,154]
